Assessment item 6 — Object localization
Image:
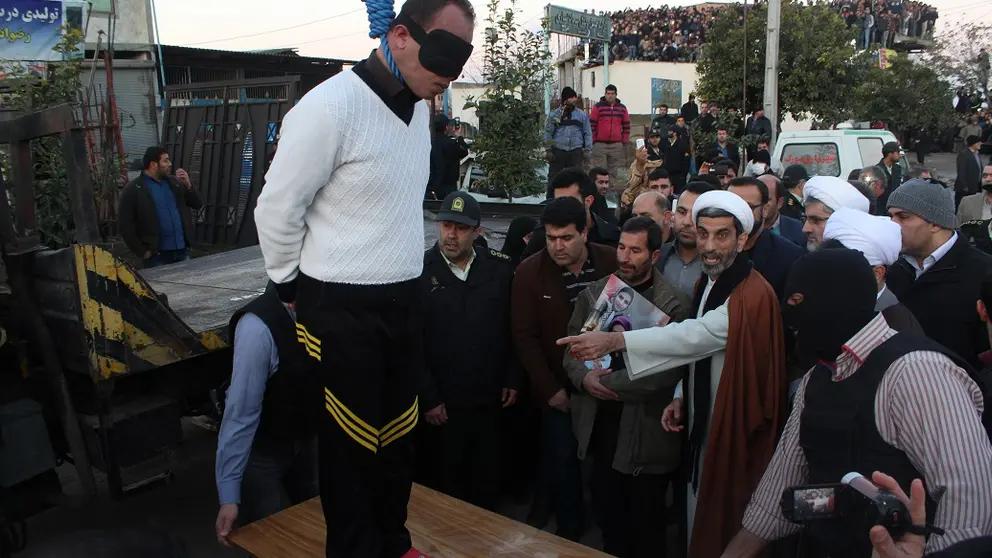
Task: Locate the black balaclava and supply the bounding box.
[782,247,878,363]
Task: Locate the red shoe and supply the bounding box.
[400,548,430,558]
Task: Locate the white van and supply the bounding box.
[772,129,909,180]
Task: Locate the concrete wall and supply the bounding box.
[85,0,154,49]
[447,82,489,130]
[579,60,700,115]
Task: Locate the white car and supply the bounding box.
[772,129,909,180]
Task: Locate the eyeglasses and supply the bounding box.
[801,215,828,226]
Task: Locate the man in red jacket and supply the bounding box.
[589,84,631,194]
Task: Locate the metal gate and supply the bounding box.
[161,77,300,247]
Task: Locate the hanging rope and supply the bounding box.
[364,0,404,82]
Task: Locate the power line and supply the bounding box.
[246,29,372,53]
[187,7,362,46]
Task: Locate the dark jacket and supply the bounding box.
[774,214,806,249]
[662,134,691,175]
[704,141,741,168]
[420,245,519,410]
[745,115,773,139]
[229,284,317,441]
[887,235,992,367]
[118,173,202,258]
[521,213,621,260]
[957,148,984,196]
[698,112,716,134]
[875,159,903,202]
[747,229,805,299]
[681,100,699,123]
[781,190,805,220]
[511,243,618,405]
[564,269,691,475]
[428,134,469,196]
[590,98,631,144]
[650,114,676,136]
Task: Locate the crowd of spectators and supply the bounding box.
[585,0,937,66]
[833,0,938,50]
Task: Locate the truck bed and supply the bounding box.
[139,246,268,335]
[139,214,516,335]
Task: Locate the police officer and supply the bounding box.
[780,164,809,220]
[215,283,319,547]
[419,191,520,510]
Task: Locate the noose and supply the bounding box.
[364,0,404,83]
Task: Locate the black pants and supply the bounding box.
[591,402,671,558]
[537,407,584,539]
[669,171,687,195]
[296,275,421,558]
[241,435,319,524]
[547,147,585,198]
[438,405,501,510]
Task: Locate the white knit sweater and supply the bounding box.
[254,70,430,288]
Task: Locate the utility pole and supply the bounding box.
[763,0,781,145]
[544,5,551,116]
[742,0,748,118]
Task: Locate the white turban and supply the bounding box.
[803,176,870,213]
[823,207,901,266]
[692,190,754,234]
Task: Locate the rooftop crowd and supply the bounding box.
[589,0,938,65]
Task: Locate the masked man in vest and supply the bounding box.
[215,283,319,547]
[723,248,992,557]
[558,190,787,557]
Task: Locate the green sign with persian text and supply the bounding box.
[546,4,610,42]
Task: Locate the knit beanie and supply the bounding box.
[886,179,956,230]
[561,86,578,102]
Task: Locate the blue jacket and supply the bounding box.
[773,214,806,250]
[545,106,592,152]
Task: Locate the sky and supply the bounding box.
[155,0,992,82]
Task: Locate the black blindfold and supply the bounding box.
[395,12,473,79]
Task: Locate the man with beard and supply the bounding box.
[545,87,592,199]
[723,248,992,558]
[801,176,870,251]
[557,190,787,558]
[418,192,519,510]
[821,207,923,334]
[658,180,719,298]
[886,179,992,368]
[728,177,804,298]
[512,196,618,540]
[563,217,691,558]
[523,168,622,259]
[875,141,903,208]
[955,164,992,224]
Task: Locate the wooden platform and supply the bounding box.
[229,484,610,557]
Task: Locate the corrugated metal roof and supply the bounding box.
[160,45,356,66]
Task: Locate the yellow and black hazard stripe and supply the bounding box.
[295,323,322,361]
[72,244,223,381]
[380,397,418,448]
[323,388,419,453]
[325,388,380,453]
